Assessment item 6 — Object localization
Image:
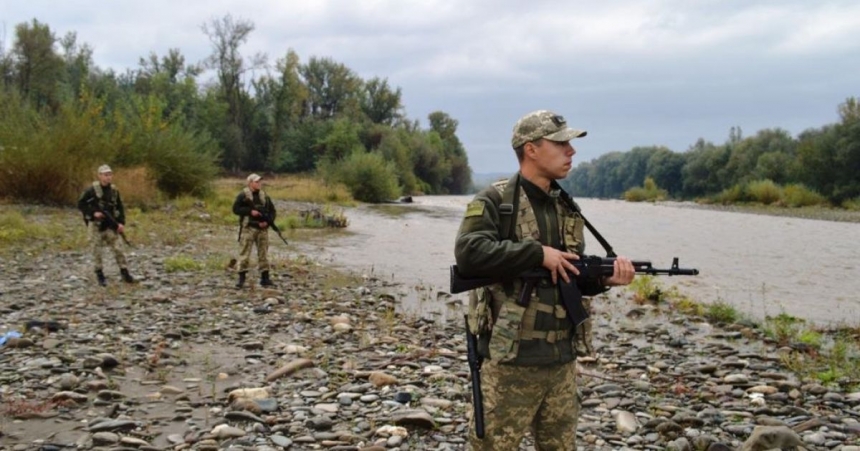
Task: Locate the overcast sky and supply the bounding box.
[3,0,859,173]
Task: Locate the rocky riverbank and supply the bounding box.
[1,204,859,451]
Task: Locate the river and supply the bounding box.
[300,195,859,327]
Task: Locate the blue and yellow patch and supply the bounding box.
[464,201,485,218]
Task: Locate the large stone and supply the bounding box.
[368,371,398,387]
[740,425,802,451]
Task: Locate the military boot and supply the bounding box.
[120,268,135,284]
[260,270,275,287]
[236,271,247,289]
[95,269,107,287]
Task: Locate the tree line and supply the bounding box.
[562,99,860,208]
[0,16,472,204]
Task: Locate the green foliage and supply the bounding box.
[745,179,782,205]
[705,301,739,324]
[0,16,474,198]
[0,88,112,204]
[782,184,827,207]
[628,275,665,304]
[763,313,805,346]
[842,197,860,210]
[164,255,204,272]
[623,177,668,202]
[320,151,401,203]
[712,185,746,204]
[564,98,860,210]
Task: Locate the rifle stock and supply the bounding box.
[450,256,698,294]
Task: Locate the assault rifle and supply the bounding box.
[451,256,699,325]
[259,211,288,245]
[83,198,131,246]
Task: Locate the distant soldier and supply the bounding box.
[77,165,135,286]
[232,173,277,288]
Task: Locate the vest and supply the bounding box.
[92,182,119,214]
[242,187,270,227]
[469,173,590,364]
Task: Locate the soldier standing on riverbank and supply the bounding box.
[454,110,635,450]
[77,164,135,287]
[232,173,277,288]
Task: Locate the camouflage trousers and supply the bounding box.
[469,359,579,451]
[89,223,127,271]
[237,226,269,272]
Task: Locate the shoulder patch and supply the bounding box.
[464,200,485,218]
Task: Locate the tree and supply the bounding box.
[254,49,310,168]
[11,19,64,111]
[680,139,730,197]
[361,77,402,125]
[201,15,266,170]
[300,56,362,120]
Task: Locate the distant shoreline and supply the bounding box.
[651,200,860,224]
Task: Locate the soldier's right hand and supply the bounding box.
[94,212,104,219]
[251,210,261,217]
[541,246,580,284]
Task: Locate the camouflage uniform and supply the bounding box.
[454,110,609,450]
[232,186,276,274]
[78,181,129,273]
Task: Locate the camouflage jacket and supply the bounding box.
[454,172,605,365]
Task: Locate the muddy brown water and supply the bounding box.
[301,195,860,327]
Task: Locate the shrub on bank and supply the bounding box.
[0,89,219,206]
[713,185,746,204]
[782,184,827,207]
[746,179,783,205]
[319,151,401,203]
[623,177,668,202]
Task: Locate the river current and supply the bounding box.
[300,195,859,326]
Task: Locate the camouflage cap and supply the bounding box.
[97,164,113,174]
[511,110,587,148]
[247,173,262,183]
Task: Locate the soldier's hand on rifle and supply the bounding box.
[251,210,261,217]
[94,211,104,219]
[117,224,125,234]
[542,246,580,284]
[259,221,268,229]
[603,256,635,286]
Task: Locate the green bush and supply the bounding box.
[713,185,746,204]
[320,151,401,203]
[746,179,782,205]
[623,177,668,202]
[840,196,860,210]
[0,89,112,204]
[0,89,219,205]
[782,184,827,207]
[705,301,739,324]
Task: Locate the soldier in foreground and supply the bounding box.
[77,164,135,286]
[232,173,277,288]
[454,110,635,449]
